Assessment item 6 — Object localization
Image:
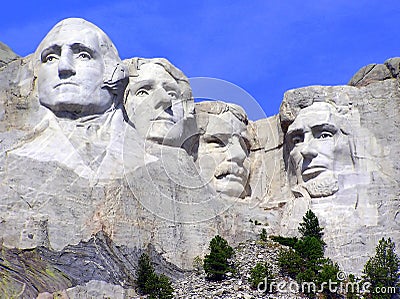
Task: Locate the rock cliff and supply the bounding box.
[0,18,398,297]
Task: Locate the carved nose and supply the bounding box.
[58,52,76,78]
[227,136,246,164]
[153,88,172,110]
[300,143,318,160]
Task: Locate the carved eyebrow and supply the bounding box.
[204,133,230,140]
[70,43,96,56]
[162,81,179,90]
[130,79,155,90]
[40,45,61,62]
[311,123,338,134]
[286,128,304,139]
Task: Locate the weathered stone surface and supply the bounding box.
[0,42,18,68]
[37,280,137,299]
[348,57,400,87]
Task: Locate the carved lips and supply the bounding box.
[54,82,79,89]
[301,165,327,181]
[214,162,247,184]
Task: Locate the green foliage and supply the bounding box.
[316,259,340,297]
[278,248,303,279]
[298,209,324,243]
[362,237,400,299]
[294,236,324,262]
[270,235,299,248]
[259,228,268,241]
[345,274,362,299]
[276,210,345,299]
[146,274,174,299]
[137,253,155,292]
[249,261,274,292]
[203,235,234,281]
[136,253,174,299]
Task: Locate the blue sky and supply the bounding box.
[2,1,400,120]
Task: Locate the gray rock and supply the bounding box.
[0,42,18,68]
[348,63,392,86]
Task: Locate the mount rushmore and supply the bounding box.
[0,18,399,296]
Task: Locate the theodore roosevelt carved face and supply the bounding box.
[35,18,125,118]
[286,102,353,197]
[196,102,250,199]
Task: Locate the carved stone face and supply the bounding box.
[126,63,184,146]
[37,23,112,117]
[286,102,352,197]
[197,112,250,198]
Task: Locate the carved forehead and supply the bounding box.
[196,102,248,140]
[203,112,248,136]
[34,18,120,64]
[288,102,340,131]
[133,63,176,83]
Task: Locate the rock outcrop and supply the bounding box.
[0,42,18,68]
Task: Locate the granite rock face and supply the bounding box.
[0,42,18,68]
[0,18,399,297]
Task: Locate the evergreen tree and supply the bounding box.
[203,235,234,281]
[249,261,274,292]
[316,259,340,298]
[294,236,324,263]
[298,209,324,243]
[136,253,174,299]
[278,248,303,279]
[259,228,268,242]
[137,253,155,293]
[363,237,400,299]
[146,274,174,299]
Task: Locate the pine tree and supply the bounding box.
[146,274,174,299]
[298,209,324,242]
[137,253,155,293]
[203,235,234,281]
[363,237,400,299]
[249,261,274,292]
[136,253,174,298]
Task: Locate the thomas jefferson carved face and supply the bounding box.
[286,102,352,197]
[126,63,185,146]
[35,19,119,118]
[197,105,250,198]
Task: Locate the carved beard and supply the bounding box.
[303,173,339,198]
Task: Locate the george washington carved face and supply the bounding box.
[35,18,124,118]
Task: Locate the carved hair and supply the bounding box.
[195,100,248,135]
[125,57,194,119]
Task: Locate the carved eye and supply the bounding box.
[292,135,303,145]
[167,90,178,99]
[78,52,91,60]
[208,137,226,148]
[136,89,149,97]
[45,54,58,63]
[317,132,333,139]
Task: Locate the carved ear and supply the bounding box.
[102,63,128,96]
